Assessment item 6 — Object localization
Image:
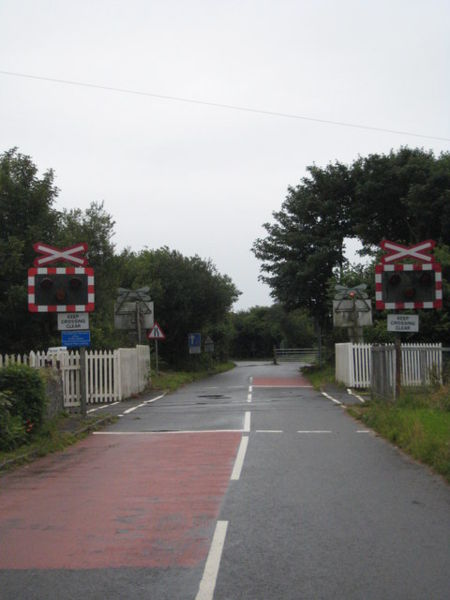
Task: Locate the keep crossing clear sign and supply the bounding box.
[387,314,419,332]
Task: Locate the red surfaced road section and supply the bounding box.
[253,375,312,387]
[0,432,241,569]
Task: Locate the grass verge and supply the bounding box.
[349,388,450,483]
[150,361,236,393]
[301,363,336,390]
[301,364,450,483]
[0,413,117,472]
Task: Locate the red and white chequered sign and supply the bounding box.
[380,239,436,264]
[375,263,442,310]
[33,242,89,267]
[28,267,95,313]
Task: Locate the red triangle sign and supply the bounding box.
[147,321,166,340]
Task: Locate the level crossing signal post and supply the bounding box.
[375,239,442,399]
[27,242,94,351]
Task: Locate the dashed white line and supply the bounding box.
[297,430,332,434]
[122,404,141,415]
[244,411,251,432]
[195,520,229,600]
[93,429,244,435]
[143,393,166,404]
[247,377,253,403]
[347,388,366,403]
[255,430,283,433]
[321,391,343,406]
[118,394,167,417]
[231,436,249,480]
[253,384,313,388]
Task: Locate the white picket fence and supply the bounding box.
[0,345,150,408]
[335,342,442,388]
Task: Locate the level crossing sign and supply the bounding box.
[375,239,442,310]
[147,322,165,340]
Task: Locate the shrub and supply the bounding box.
[0,364,47,431]
[0,390,27,451]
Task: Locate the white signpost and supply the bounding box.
[387,314,419,333]
[147,322,166,375]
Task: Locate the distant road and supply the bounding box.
[1,361,449,599]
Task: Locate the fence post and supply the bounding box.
[395,337,402,400]
[79,347,87,416]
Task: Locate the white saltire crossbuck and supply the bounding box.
[380,239,436,264]
[33,242,88,267]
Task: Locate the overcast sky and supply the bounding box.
[1,0,449,310]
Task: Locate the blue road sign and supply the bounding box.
[188,333,201,354]
[61,330,91,348]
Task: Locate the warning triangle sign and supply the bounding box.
[147,321,166,340]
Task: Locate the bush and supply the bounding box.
[0,364,47,431]
[0,390,27,451]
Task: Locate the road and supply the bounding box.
[1,361,449,599]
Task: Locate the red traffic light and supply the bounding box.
[28,267,95,312]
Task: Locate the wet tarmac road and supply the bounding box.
[1,361,449,599]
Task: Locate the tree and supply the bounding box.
[117,247,240,366]
[0,149,241,359]
[252,161,353,322]
[0,149,60,352]
[230,304,315,358]
[55,201,120,348]
[352,148,450,248]
[253,148,450,336]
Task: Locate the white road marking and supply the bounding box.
[121,393,167,415]
[231,436,249,480]
[244,411,251,432]
[143,393,166,404]
[93,429,244,435]
[122,404,142,414]
[195,520,229,600]
[347,388,366,403]
[321,391,343,405]
[87,401,120,413]
[253,384,313,388]
[357,430,371,433]
[255,430,283,433]
[297,430,332,434]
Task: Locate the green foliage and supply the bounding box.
[150,362,235,392]
[55,201,121,348]
[0,364,47,430]
[0,148,60,352]
[253,162,353,320]
[0,390,26,451]
[351,390,450,482]
[301,364,336,390]
[231,304,315,358]
[117,247,240,367]
[253,147,450,342]
[352,148,450,247]
[0,149,240,360]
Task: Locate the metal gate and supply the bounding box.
[274,348,320,365]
